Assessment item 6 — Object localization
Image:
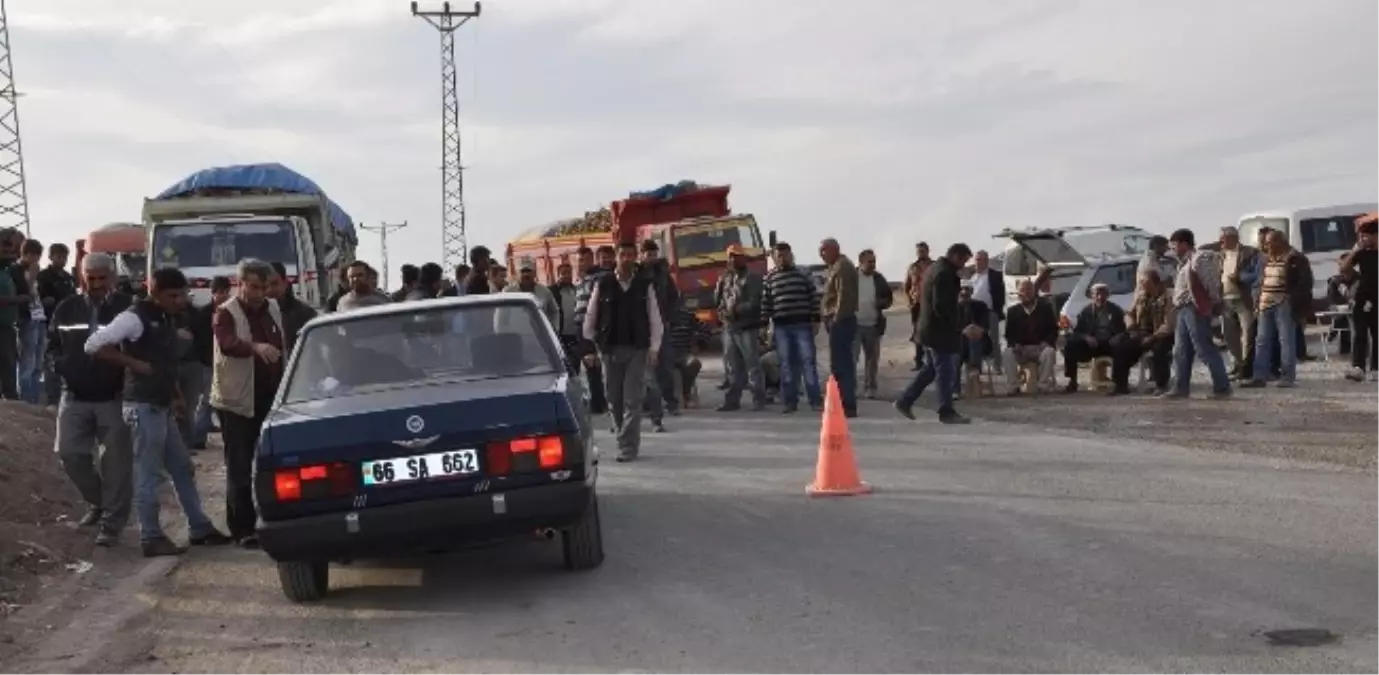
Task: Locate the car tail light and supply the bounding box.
[485,435,565,476]
[273,462,354,502]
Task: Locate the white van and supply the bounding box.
[1238,203,1377,311]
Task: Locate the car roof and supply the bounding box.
[304,294,540,330]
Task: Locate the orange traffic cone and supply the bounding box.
[806,376,872,497]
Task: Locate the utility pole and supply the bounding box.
[410,1,480,273]
[360,221,408,290]
[0,0,32,236]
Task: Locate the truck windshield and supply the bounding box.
[152,221,296,269]
[674,221,762,260]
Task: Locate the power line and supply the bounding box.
[410,1,480,273]
[0,0,31,236]
[360,221,408,290]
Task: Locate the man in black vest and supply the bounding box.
[85,267,231,557]
[48,252,134,546]
[581,241,664,463]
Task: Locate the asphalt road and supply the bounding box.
[30,330,1379,673]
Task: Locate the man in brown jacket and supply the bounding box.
[902,242,933,370]
[820,238,859,417]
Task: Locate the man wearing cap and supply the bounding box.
[716,243,766,412]
[1061,282,1127,393]
[1218,226,1262,379]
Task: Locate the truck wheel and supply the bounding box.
[561,492,605,571]
[278,561,329,602]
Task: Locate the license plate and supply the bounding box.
[361,449,480,487]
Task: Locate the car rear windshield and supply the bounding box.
[282,301,563,404]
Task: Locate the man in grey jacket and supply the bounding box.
[716,244,766,411]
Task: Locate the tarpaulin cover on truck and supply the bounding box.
[155,162,357,241]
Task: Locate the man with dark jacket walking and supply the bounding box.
[48,253,134,546]
[895,243,974,424]
[85,267,231,557]
[1241,229,1313,389]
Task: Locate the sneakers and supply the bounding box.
[652,422,666,433]
[1239,379,1267,389]
[939,411,971,425]
[893,401,916,420]
[1345,367,1365,382]
[95,529,119,547]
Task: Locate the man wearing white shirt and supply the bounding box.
[582,241,663,463]
[967,250,1006,374]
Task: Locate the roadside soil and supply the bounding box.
[870,327,1377,471]
[0,401,206,670]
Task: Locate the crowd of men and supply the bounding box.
[0,214,1373,554]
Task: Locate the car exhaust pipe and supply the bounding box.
[534,528,557,541]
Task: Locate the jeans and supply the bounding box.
[909,305,923,367]
[1253,300,1297,383]
[18,319,46,404]
[827,315,859,414]
[773,322,822,408]
[1172,308,1231,395]
[122,402,215,543]
[962,336,985,371]
[723,328,766,407]
[898,347,959,415]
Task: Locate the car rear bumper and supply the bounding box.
[258,481,594,563]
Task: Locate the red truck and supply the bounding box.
[506,183,773,332]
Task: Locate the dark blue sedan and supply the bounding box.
[253,295,602,602]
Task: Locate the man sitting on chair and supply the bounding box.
[1062,282,1127,393]
[1113,269,1175,396]
[1000,279,1058,395]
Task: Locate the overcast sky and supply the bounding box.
[9,0,1378,280]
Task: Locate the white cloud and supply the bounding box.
[7,0,1376,280]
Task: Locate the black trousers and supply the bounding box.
[1354,301,1378,371]
[1063,334,1117,383]
[219,403,269,540]
[1112,332,1173,389]
[0,324,17,400]
[910,305,923,365]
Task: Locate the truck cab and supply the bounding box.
[143,163,358,310]
[148,214,322,309]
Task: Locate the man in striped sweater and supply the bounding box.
[761,242,823,413]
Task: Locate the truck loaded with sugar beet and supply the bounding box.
[506,181,774,333]
[141,162,358,310]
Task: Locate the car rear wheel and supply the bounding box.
[278,560,329,602]
[561,492,605,571]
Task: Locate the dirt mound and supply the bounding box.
[0,402,90,616]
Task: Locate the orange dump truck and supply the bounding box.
[506,183,773,332]
[74,222,148,293]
